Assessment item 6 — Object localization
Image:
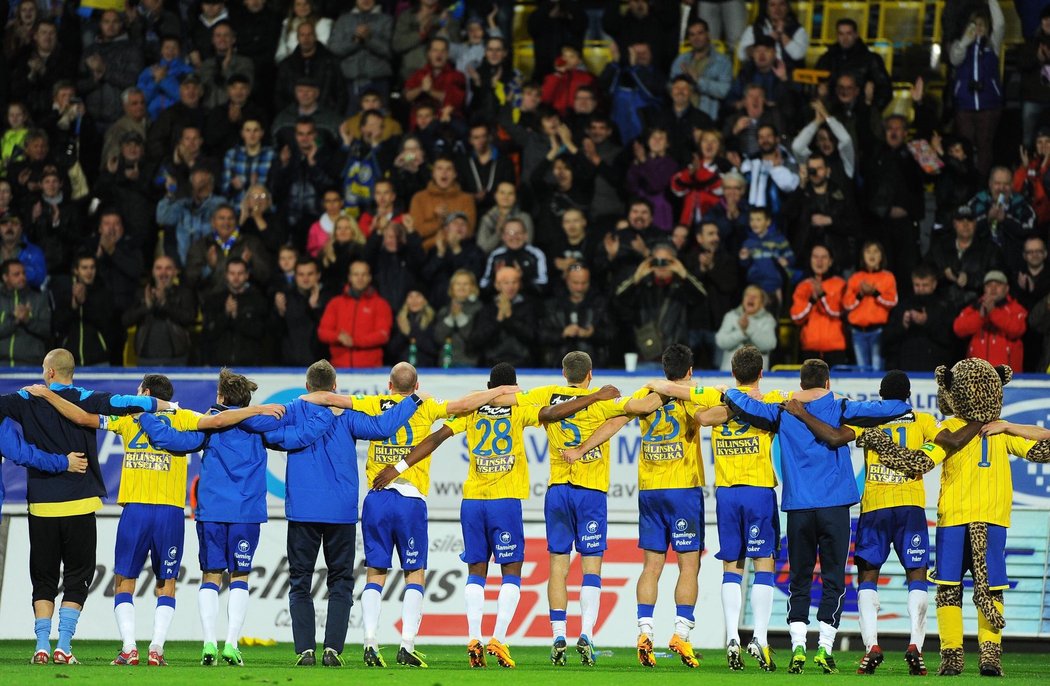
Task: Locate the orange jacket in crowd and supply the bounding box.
[843,269,898,327]
[952,295,1027,370]
[408,181,477,250]
[317,286,393,368]
[791,276,847,352]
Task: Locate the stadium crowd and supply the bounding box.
[2,0,1050,373]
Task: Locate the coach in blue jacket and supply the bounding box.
[723,359,910,674]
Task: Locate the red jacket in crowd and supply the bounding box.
[952,295,1027,370]
[541,67,595,117]
[317,286,392,368]
[405,63,467,121]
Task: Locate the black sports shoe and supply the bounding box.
[396,647,428,668]
[294,649,315,666]
[551,637,567,666]
[321,648,344,667]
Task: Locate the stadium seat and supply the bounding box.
[1000,0,1024,46]
[932,1,944,44]
[870,39,894,77]
[821,2,871,43]
[794,1,815,39]
[877,2,926,46]
[805,44,827,68]
[513,41,535,81]
[123,326,137,367]
[883,84,915,120]
[583,40,614,76]
[681,39,727,55]
[512,3,535,44]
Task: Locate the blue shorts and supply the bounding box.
[114,503,185,580]
[638,487,704,553]
[196,521,260,573]
[460,498,525,565]
[855,506,929,569]
[934,524,1010,590]
[544,484,607,555]
[362,489,428,570]
[715,486,779,561]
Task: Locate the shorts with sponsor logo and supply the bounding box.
[544,483,607,555]
[638,487,704,553]
[855,505,929,569]
[362,489,428,570]
[114,503,185,580]
[934,523,1009,590]
[460,498,525,564]
[196,521,260,573]
[715,485,779,561]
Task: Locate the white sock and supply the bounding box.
[492,579,521,643]
[579,574,601,638]
[721,577,743,645]
[637,617,654,638]
[858,586,879,651]
[789,621,808,651]
[225,581,250,649]
[401,584,424,651]
[750,582,774,645]
[362,583,383,648]
[908,589,929,651]
[198,583,220,645]
[818,620,837,653]
[674,614,695,640]
[151,598,176,653]
[465,578,485,641]
[114,595,136,652]
[550,609,567,640]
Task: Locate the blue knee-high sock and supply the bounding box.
[57,607,81,653]
[34,618,51,653]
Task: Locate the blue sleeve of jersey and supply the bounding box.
[724,389,781,432]
[841,399,911,427]
[84,391,158,415]
[0,419,67,472]
[346,396,418,441]
[265,405,337,450]
[139,413,206,453]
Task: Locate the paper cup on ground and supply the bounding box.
[624,353,638,372]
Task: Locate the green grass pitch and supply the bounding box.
[0,641,1044,684]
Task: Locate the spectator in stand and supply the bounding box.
[739,206,792,309]
[270,116,338,242]
[273,257,329,366]
[11,20,77,118]
[457,122,515,214]
[155,124,212,198]
[358,178,401,238]
[1020,8,1050,148]
[541,263,612,367]
[4,0,38,62]
[6,128,66,206]
[715,285,777,372]
[690,220,740,367]
[50,254,112,367]
[476,182,534,254]
[599,41,666,148]
[820,72,880,163]
[624,127,677,233]
[319,215,366,290]
[201,257,270,365]
[222,119,276,209]
[0,183,13,221]
[0,213,46,289]
[199,22,255,110]
[404,37,467,124]
[272,76,342,146]
[238,183,287,255]
[364,219,425,311]
[204,75,267,155]
[230,0,280,102]
[100,88,148,171]
[843,241,897,371]
[274,21,343,114]
[1013,128,1050,227]
[421,211,486,309]
[736,0,809,74]
[408,154,476,250]
[645,76,716,167]
[579,115,626,225]
[594,198,661,287]
[527,0,587,80]
[1013,237,1050,371]
[953,269,1027,369]
[338,109,398,217]
[145,73,206,167]
[77,11,144,132]
[969,166,1038,275]
[1028,290,1050,371]
[706,170,750,256]
[604,0,680,71]
[670,19,733,123]
[184,203,271,296]
[85,210,144,362]
[307,189,354,257]
[728,34,794,123]
[724,84,784,159]
[499,92,560,188]
[542,44,596,118]
[275,0,332,64]
[155,167,228,263]
[791,99,856,187]
[547,207,599,279]
[815,19,892,112]
[393,0,460,82]
[96,136,155,253]
[329,0,394,113]
[386,134,430,207]
[928,204,1003,312]
[950,0,1005,177]
[0,102,30,178]
[451,14,500,83]
[741,124,799,223]
[790,243,847,366]
[122,255,197,366]
[187,0,231,63]
[671,130,731,228]
[0,258,50,366]
[530,143,594,251]
[882,263,956,371]
[469,264,538,366]
[387,290,438,366]
[138,36,195,121]
[340,90,403,145]
[318,258,392,368]
[433,269,482,367]
[479,218,549,295]
[467,36,522,124]
[27,168,83,275]
[794,153,858,272]
[932,134,981,232]
[269,245,299,296]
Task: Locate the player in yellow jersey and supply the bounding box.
[27,376,281,667]
[352,362,519,668]
[783,370,980,676]
[502,351,660,667]
[372,363,617,670]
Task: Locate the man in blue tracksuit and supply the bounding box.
[138,368,340,668]
[266,360,422,667]
[0,418,87,514]
[722,359,910,674]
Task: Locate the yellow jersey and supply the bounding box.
[632,387,704,490]
[354,395,450,496]
[919,416,1034,527]
[516,385,631,492]
[851,411,939,513]
[104,409,201,507]
[445,403,542,500]
[692,386,778,488]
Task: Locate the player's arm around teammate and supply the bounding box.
[0,418,86,477]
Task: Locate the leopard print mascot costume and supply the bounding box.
[863,359,1050,676]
